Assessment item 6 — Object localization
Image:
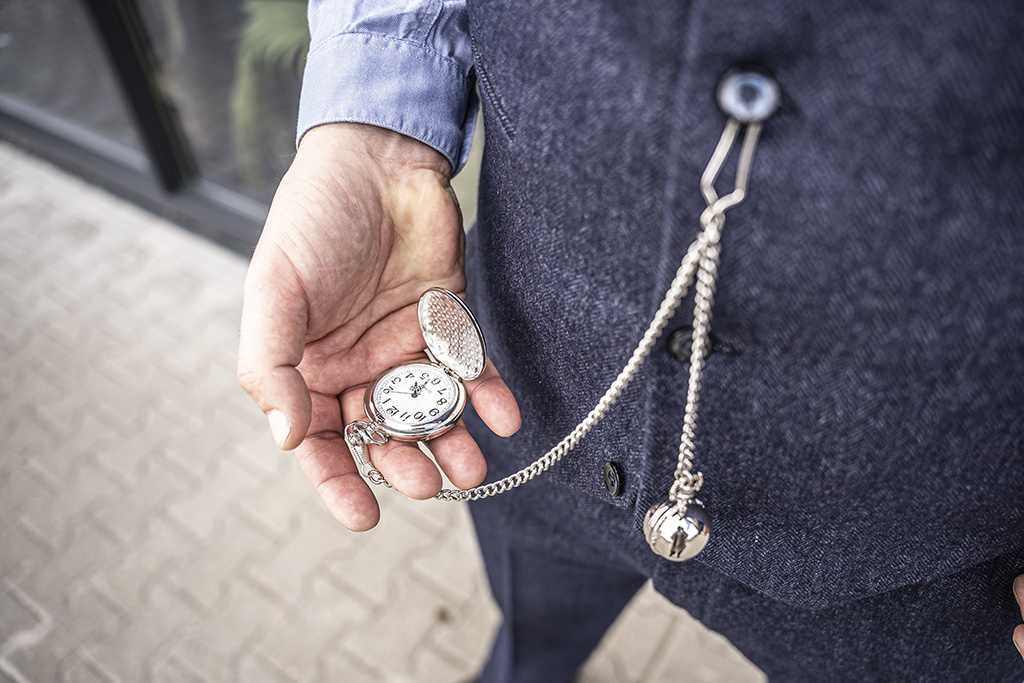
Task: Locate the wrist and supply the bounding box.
[299,122,452,180]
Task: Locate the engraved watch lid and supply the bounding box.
[417,288,486,381]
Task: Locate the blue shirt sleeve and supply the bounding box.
[297,0,478,174]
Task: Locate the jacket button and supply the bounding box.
[716,68,780,123]
[666,326,716,362]
[603,461,624,497]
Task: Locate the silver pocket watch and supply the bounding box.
[345,288,485,480]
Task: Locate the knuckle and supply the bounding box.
[235,360,263,396]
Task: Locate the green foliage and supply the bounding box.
[237,0,309,72]
[231,0,309,189]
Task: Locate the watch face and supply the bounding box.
[366,362,465,440]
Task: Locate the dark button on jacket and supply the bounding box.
[603,461,624,496]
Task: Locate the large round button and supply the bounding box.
[716,69,780,123]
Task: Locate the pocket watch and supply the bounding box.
[344,288,486,480]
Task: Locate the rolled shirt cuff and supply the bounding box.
[297,31,478,174]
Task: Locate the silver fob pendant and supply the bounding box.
[642,499,711,561]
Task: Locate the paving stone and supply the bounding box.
[247,574,373,682]
[14,520,119,613]
[0,581,44,654]
[323,507,446,608]
[407,644,479,683]
[0,401,71,459]
[246,506,361,609]
[149,374,239,438]
[163,455,264,542]
[19,456,122,543]
[0,523,49,583]
[1,466,66,550]
[58,657,121,683]
[140,394,209,444]
[89,428,178,493]
[222,436,296,490]
[0,581,57,683]
[639,599,765,683]
[9,582,125,683]
[407,505,489,605]
[164,580,288,683]
[339,573,469,681]
[233,460,317,539]
[148,655,208,683]
[164,513,277,611]
[88,457,193,544]
[389,491,461,537]
[161,392,264,463]
[82,584,194,683]
[89,516,195,612]
[237,652,309,683]
[412,586,499,680]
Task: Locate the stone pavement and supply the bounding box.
[0,141,764,683]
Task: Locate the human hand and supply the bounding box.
[237,123,521,531]
[1014,574,1024,659]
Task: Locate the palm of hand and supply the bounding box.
[276,134,466,395]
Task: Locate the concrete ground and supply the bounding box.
[0,141,764,683]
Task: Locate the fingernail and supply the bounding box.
[267,410,291,448]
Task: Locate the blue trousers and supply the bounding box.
[469,477,1024,682]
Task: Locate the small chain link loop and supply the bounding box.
[345,421,391,487]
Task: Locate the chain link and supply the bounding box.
[345,421,391,487]
[669,119,763,513]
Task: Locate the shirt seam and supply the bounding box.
[411,0,441,43]
[307,31,471,85]
[469,33,516,139]
[312,113,454,151]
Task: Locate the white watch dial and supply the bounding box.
[368,362,463,438]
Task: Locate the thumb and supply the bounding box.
[237,258,313,451]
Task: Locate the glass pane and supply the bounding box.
[0,0,144,153]
[136,0,306,204]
